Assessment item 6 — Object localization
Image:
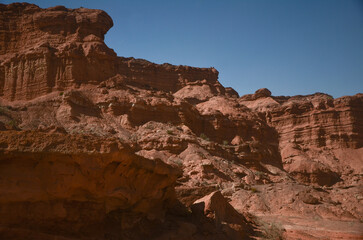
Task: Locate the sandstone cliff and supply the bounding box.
[0,131,180,239]
[0,3,223,101]
[0,3,362,240]
[240,90,363,186]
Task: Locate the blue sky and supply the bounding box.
[3,0,363,98]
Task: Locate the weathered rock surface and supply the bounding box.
[0,130,181,239]
[238,90,363,239]
[0,3,362,240]
[0,3,223,101]
[0,3,116,101]
[192,191,253,239]
[240,90,363,186]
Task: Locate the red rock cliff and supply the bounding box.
[0,3,362,240]
[0,3,117,100]
[240,90,363,186]
[0,3,222,101]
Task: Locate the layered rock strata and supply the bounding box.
[240,90,363,186]
[0,3,222,101]
[0,2,362,240]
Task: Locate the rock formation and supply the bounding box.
[0,3,223,101]
[0,131,180,239]
[0,3,362,240]
[192,191,253,239]
[240,90,363,186]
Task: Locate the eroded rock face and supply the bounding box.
[238,90,363,239]
[0,3,362,240]
[192,191,253,239]
[0,3,117,101]
[0,3,222,101]
[240,90,363,186]
[0,130,180,238]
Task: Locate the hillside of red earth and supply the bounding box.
[0,3,362,240]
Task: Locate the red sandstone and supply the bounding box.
[0,3,362,240]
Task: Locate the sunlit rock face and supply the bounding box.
[0,3,117,101]
[0,3,362,240]
[240,90,363,186]
[0,3,222,101]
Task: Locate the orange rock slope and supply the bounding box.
[0,3,362,240]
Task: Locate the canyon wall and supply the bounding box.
[0,3,117,101]
[241,90,362,149]
[0,3,221,101]
[0,131,180,239]
[240,90,363,186]
[0,3,362,240]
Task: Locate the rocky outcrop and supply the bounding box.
[192,191,253,239]
[0,3,362,240]
[0,3,223,101]
[0,130,180,238]
[117,58,222,94]
[0,3,117,101]
[240,88,271,101]
[240,90,363,187]
[240,90,362,149]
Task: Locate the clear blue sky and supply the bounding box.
[3,0,363,98]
